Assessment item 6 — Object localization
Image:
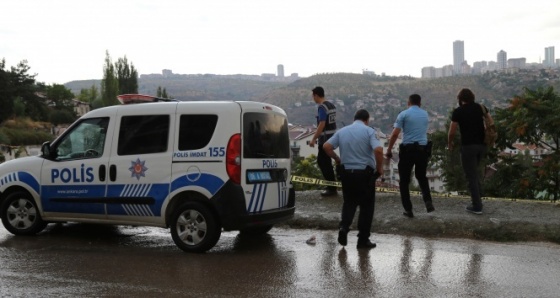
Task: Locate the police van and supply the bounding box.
[0,94,295,252]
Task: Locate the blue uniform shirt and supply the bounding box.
[394,105,429,145]
[326,120,382,170]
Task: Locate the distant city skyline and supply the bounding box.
[422,42,558,79]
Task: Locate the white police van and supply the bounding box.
[0,94,295,252]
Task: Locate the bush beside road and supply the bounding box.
[282,191,560,244]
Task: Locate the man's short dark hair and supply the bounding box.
[409,94,421,105]
[457,88,475,104]
[312,86,325,97]
[354,109,370,121]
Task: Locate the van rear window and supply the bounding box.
[243,113,290,159]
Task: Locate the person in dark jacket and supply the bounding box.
[448,88,493,215]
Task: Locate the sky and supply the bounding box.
[2,0,560,85]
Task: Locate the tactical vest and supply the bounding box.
[317,101,337,139]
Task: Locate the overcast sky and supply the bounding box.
[2,0,559,84]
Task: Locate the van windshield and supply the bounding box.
[243,112,290,159]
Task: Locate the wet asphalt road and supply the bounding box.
[1,224,560,297]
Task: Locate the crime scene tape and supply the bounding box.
[290,175,555,204]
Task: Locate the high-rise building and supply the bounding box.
[508,58,526,69]
[277,64,285,77]
[421,67,436,79]
[453,40,465,75]
[497,50,507,70]
[544,46,555,66]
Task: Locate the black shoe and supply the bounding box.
[466,205,483,215]
[357,240,376,249]
[403,210,414,218]
[426,202,435,213]
[321,189,338,196]
[337,228,348,246]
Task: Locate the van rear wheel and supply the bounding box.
[170,202,221,253]
[1,191,47,235]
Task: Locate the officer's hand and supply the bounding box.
[309,139,316,148]
[386,152,393,159]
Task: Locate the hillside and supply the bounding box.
[65,70,560,133]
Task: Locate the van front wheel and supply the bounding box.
[170,202,221,253]
[1,191,47,235]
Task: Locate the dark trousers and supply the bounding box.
[339,171,376,241]
[461,144,486,209]
[318,142,336,191]
[398,145,433,211]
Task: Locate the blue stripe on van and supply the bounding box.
[170,173,224,196]
[17,172,40,194]
[258,183,267,212]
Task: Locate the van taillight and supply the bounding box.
[226,133,241,184]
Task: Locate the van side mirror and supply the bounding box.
[41,141,52,158]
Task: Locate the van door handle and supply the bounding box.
[110,165,117,181]
[99,165,106,182]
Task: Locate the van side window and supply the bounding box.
[118,115,169,155]
[54,117,109,161]
[178,115,218,150]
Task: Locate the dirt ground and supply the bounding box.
[283,190,560,244]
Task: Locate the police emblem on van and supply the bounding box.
[129,158,148,180]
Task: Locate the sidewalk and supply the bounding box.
[282,190,560,244]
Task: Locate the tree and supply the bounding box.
[13,97,25,118]
[495,87,560,201]
[0,59,48,122]
[157,86,170,98]
[0,59,14,122]
[484,154,535,199]
[77,84,99,104]
[101,51,119,106]
[115,56,138,94]
[46,84,75,112]
[50,110,76,125]
[0,60,49,122]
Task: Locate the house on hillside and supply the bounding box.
[72,99,90,117]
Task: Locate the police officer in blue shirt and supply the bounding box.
[386,94,434,218]
[323,109,383,249]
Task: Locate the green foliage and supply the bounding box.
[157,86,171,99]
[495,86,560,201]
[0,59,49,122]
[101,51,119,106]
[0,130,10,144]
[116,56,138,94]
[101,52,139,106]
[49,109,77,125]
[292,154,323,190]
[46,84,75,112]
[77,84,99,104]
[0,127,53,146]
[0,59,14,122]
[91,98,104,109]
[13,97,25,117]
[484,154,535,199]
